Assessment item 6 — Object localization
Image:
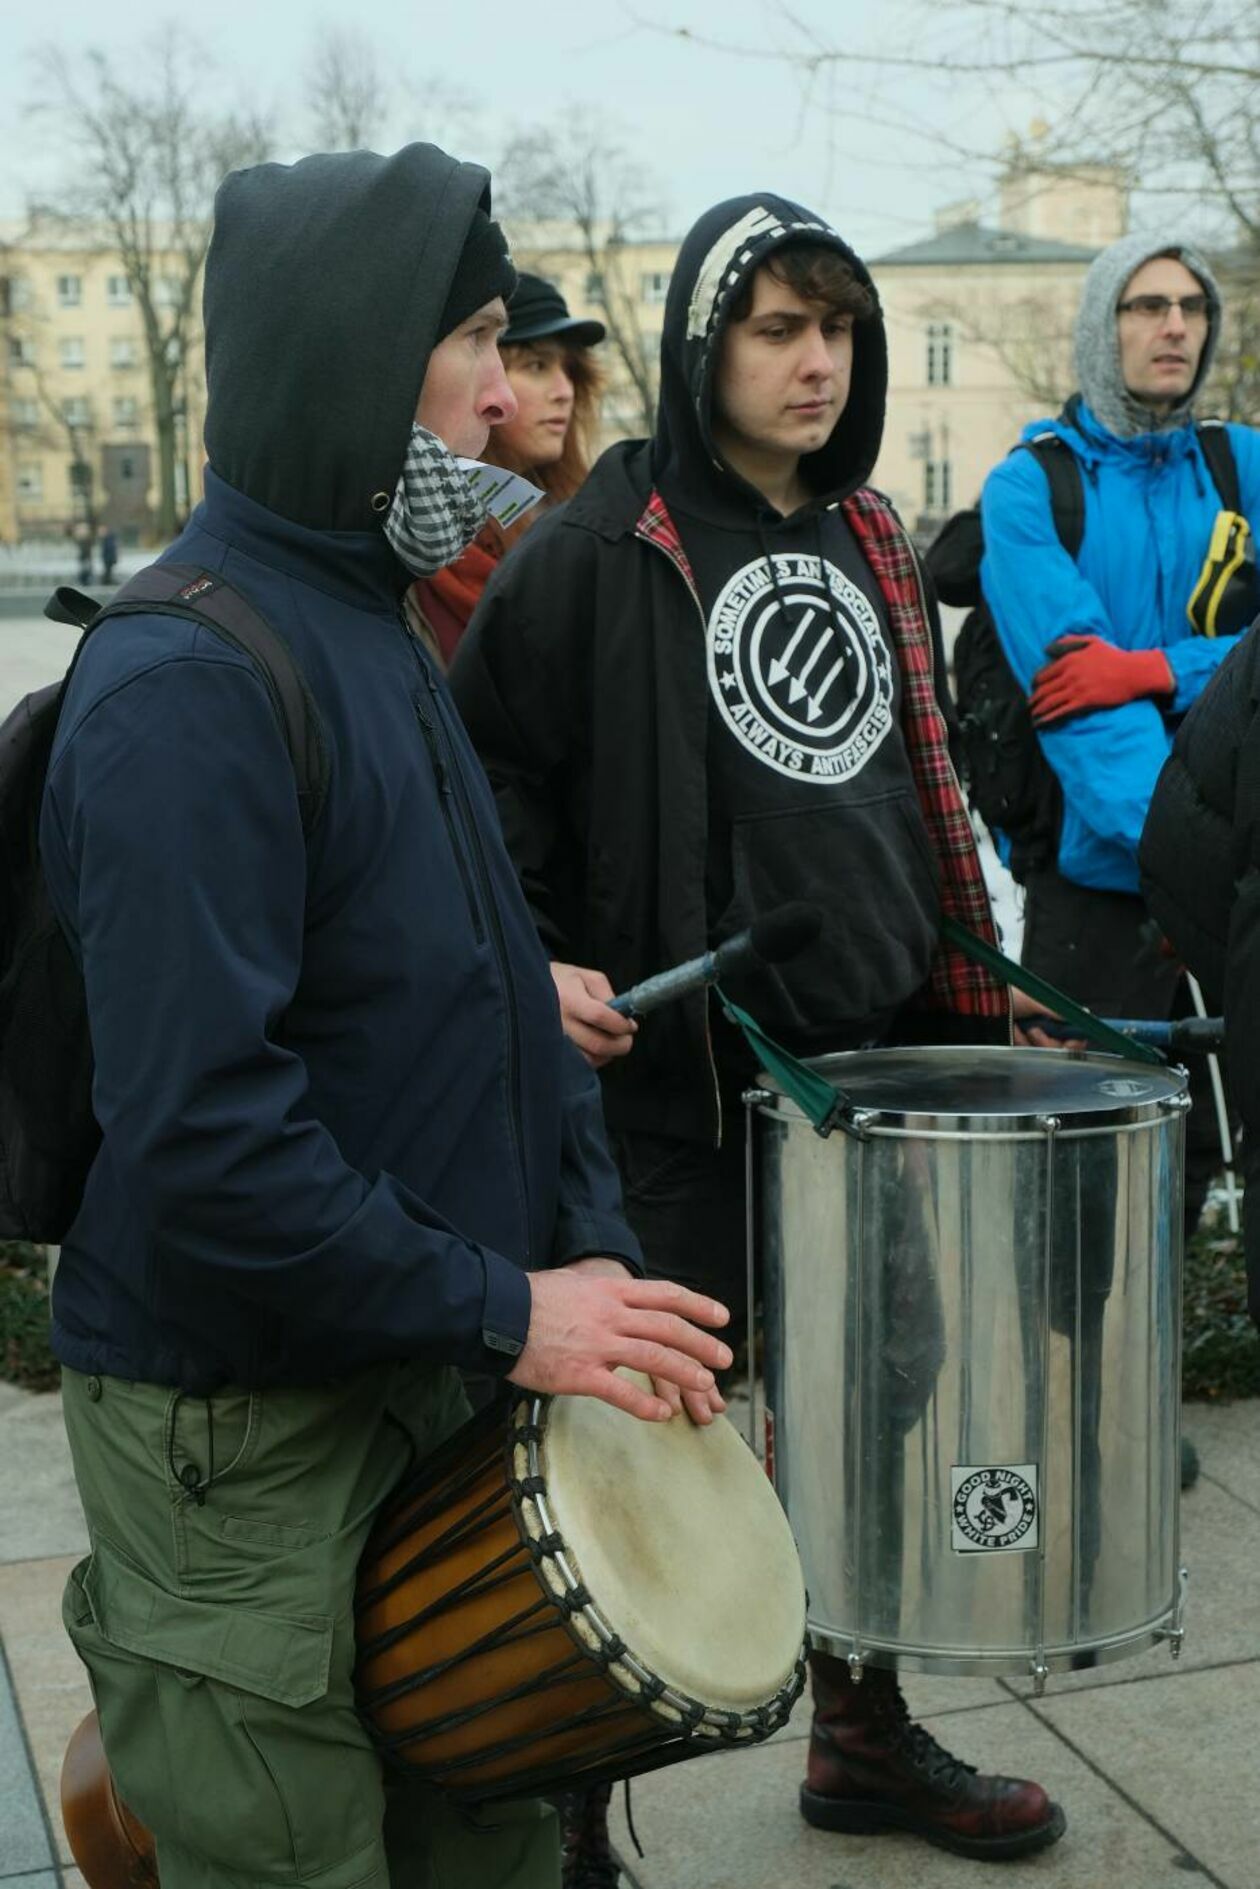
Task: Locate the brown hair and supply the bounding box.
[727,243,875,325]
[478,339,606,543]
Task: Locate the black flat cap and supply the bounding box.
[501,273,606,348]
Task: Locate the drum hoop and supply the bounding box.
[509,1394,805,1744]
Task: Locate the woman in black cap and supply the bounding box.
[409,271,605,665]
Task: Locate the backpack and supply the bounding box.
[0,564,329,1243]
[927,409,1241,883]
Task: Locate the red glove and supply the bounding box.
[1030,634,1174,728]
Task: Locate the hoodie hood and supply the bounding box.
[653,193,887,522]
[1073,231,1221,441]
[203,143,494,532]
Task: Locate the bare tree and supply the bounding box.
[305,27,390,151]
[29,31,271,539]
[497,117,667,437]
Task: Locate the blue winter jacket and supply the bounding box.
[980,399,1260,893]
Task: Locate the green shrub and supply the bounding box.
[0,1244,58,1391]
[1183,1215,1260,1401]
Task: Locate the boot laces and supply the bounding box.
[884,1687,978,1794]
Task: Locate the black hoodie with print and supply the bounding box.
[650,196,940,1052]
[453,192,950,1141]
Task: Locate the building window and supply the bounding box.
[9,399,39,429]
[8,334,35,366]
[110,336,139,369]
[585,269,605,302]
[62,396,92,429]
[60,336,86,370]
[924,459,953,514]
[926,322,954,387]
[112,396,139,430]
[16,465,43,501]
[57,273,83,308]
[640,271,671,305]
[107,274,132,307]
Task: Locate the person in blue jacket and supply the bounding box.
[38,143,730,1889]
[980,231,1260,1228]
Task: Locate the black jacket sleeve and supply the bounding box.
[451,523,593,961]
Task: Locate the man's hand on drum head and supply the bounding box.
[508,1258,733,1422]
[550,962,638,1067]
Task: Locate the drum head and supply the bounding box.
[541,1379,805,1713]
[768,1045,1187,1132]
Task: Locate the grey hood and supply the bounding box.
[1073,231,1221,440]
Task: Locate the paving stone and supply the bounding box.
[1032,1659,1260,1889]
[1183,1398,1260,1515]
[0,1646,53,1877]
[0,1393,87,1568]
[0,1558,89,1866]
[608,1696,1206,1889]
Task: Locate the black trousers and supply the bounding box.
[1022,867,1229,1235]
[607,1122,750,1350]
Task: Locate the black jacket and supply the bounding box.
[41,144,639,1393]
[1139,626,1260,1326]
[451,193,967,1143]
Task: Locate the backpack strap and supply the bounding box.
[1021,433,1087,561]
[1196,420,1241,514]
[48,564,329,837]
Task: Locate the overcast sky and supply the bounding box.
[0,1,1056,256]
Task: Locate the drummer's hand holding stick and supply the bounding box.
[551,963,638,1067]
[508,1260,732,1426]
[1011,986,1088,1051]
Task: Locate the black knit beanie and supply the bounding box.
[437,210,516,339]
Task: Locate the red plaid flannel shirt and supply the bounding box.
[637,488,1009,1020]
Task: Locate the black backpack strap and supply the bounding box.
[85,565,329,836]
[1022,432,1087,561]
[1196,420,1241,514]
[44,587,103,632]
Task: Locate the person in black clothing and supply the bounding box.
[452,192,1065,1875]
[1141,632,1260,1333]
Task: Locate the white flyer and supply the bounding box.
[457,459,545,529]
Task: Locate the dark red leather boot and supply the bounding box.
[560,1781,620,1889]
[801,1653,1066,1861]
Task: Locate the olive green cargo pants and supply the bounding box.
[61,1363,558,1889]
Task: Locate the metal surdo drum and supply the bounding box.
[748,1046,1190,1689]
[356,1379,807,1799]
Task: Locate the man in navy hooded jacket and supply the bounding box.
[38,144,731,1889]
[454,194,1064,1871]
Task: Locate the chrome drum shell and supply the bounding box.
[749,1047,1189,1683]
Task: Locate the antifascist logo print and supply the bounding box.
[950,1464,1040,1554]
[706,553,894,781]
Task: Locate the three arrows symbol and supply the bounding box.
[766,606,848,723]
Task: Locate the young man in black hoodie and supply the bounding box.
[40,144,733,1889]
[453,195,1066,1872]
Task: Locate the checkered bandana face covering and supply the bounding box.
[381,424,493,576]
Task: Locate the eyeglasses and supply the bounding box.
[1116,293,1211,323]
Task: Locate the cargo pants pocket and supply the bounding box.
[65,1539,385,1886]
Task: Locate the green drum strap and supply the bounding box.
[716,988,851,1137]
[941,915,1164,1066]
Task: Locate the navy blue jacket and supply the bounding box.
[40,466,640,1393]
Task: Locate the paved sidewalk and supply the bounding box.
[1,1382,1257,1887]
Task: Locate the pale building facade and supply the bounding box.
[870,156,1129,534]
[0,219,206,545]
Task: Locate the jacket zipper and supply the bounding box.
[397,614,530,1256]
[412,697,485,944]
[634,523,725,1148]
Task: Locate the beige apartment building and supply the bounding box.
[0,217,207,546]
[870,159,1128,533]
